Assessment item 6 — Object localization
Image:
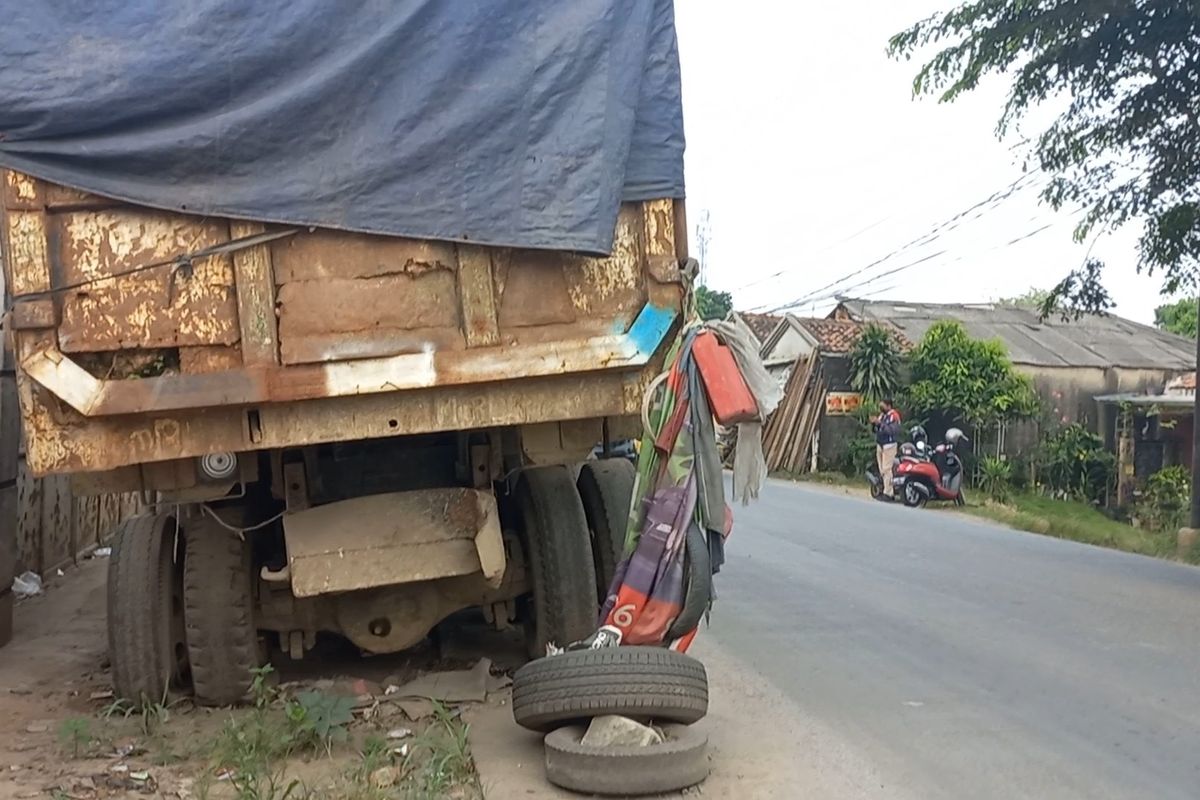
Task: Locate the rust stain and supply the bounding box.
[278,274,459,336]
[271,229,456,283]
[496,252,577,328]
[643,199,676,256]
[230,221,279,366]
[563,205,643,316]
[7,211,51,295]
[6,171,37,202]
[59,276,239,352]
[444,489,481,532]
[180,345,243,374]
[54,208,239,351]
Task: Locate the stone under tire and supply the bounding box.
[516,466,600,657]
[576,459,636,603]
[512,646,709,732]
[183,510,259,706]
[544,723,709,796]
[107,513,187,702]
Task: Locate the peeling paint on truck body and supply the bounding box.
[1,171,685,478]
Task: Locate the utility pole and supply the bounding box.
[694,210,711,286]
[1191,293,1200,529]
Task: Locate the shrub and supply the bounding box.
[1037,423,1115,504]
[907,321,1039,427]
[841,429,879,477]
[1139,465,1190,532]
[979,457,1013,503]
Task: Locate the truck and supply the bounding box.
[0,2,687,704]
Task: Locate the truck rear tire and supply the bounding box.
[183,509,260,706]
[107,513,188,702]
[576,459,636,603]
[516,466,599,657]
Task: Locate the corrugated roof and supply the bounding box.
[792,317,912,355]
[836,299,1196,370]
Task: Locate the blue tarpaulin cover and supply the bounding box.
[0,0,684,254]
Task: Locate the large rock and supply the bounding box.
[580,715,665,748]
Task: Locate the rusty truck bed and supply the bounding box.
[1,171,686,477]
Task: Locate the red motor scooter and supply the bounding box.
[894,427,968,508]
[865,426,930,500]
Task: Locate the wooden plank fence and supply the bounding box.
[762,355,828,475]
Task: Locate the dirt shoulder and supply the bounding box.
[0,558,489,799]
[468,634,900,800]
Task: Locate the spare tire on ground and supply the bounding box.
[512,646,708,732]
[544,723,709,796]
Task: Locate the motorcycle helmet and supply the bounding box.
[909,424,928,444]
[945,427,968,444]
[899,442,916,457]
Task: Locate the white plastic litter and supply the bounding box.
[93,547,112,558]
[12,571,42,598]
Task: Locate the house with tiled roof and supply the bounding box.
[835,297,1195,475]
[732,312,911,471]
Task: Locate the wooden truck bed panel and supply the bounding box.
[1,170,685,476]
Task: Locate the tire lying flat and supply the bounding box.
[512,646,708,732]
[544,723,709,796]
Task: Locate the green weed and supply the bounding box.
[57,717,94,758]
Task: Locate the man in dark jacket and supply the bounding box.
[872,398,901,501]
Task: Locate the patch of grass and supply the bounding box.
[200,665,367,800]
[962,492,1195,562]
[58,717,94,758]
[403,702,480,800]
[100,693,175,736]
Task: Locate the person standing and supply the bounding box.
[872,398,901,501]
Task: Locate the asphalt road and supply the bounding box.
[703,479,1200,800]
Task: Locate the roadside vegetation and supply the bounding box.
[782,322,1200,565]
[783,469,1199,565]
[49,665,481,800]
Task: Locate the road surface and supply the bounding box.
[697,479,1200,800]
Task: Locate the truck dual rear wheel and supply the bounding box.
[515,466,599,657]
[576,459,636,603]
[183,509,261,706]
[107,513,188,703]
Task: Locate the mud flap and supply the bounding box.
[281,487,505,597]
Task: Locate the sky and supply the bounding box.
[674,1,1177,325]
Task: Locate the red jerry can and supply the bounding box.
[692,331,758,426]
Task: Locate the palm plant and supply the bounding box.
[848,324,901,402]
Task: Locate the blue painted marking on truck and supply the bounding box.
[625,304,676,356]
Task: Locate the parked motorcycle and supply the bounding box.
[866,426,930,500]
[894,427,969,508]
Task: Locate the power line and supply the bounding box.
[763,250,948,313]
[731,215,893,292]
[762,217,1062,315]
[745,173,1042,313]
